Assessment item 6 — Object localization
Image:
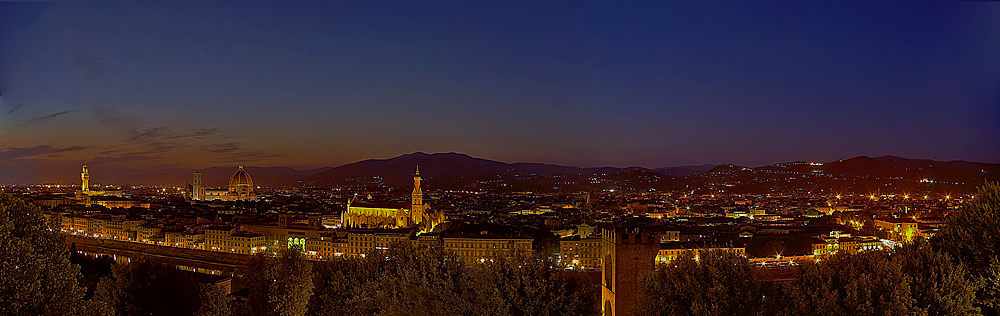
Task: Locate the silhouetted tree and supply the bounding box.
[894,239,979,315]
[0,193,87,315]
[307,243,598,316]
[195,283,231,316]
[637,250,768,316]
[780,251,919,316]
[92,257,201,316]
[470,252,600,316]
[308,243,473,316]
[239,248,313,316]
[933,182,1000,314]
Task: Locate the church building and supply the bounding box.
[342,166,444,233]
[190,163,257,201]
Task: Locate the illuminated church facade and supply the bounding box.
[190,163,257,201]
[342,166,444,233]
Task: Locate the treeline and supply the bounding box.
[638,182,1000,316]
[232,245,598,316]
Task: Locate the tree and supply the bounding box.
[470,252,599,316]
[195,283,231,316]
[893,239,979,315]
[307,243,598,316]
[307,243,474,316]
[781,251,920,316]
[933,182,1000,313]
[982,258,1000,313]
[0,193,87,315]
[637,250,769,316]
[240,248,313,316]
[92,257,202,316]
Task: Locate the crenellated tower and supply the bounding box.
[81,163,90,192]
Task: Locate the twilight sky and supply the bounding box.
[1,1,998,175]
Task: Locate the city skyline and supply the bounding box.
[2,2,998,172]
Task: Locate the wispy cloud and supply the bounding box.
[201,142,241,154]
[199,142,284,162]
[6,103,22,116]
[27,111,73,125]
[91,153,163,165]
[0,145,90,162]
[128,127,221,141]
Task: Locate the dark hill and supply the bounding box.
[301,152,676,191]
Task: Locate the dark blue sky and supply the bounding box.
[1,1,998,171]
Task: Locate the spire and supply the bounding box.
[412,164,422,207]
[238,162,244,169]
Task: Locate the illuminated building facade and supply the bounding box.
[560,235,603,270]
[306,236,349,260]
[441,237,533,265]
[812,234,883,257]
[655,243,746,264]
[874,218,921,243]
[342,166,444,232]
[205,226,267,254]
[242,214,327,250]
[346,230,411,256]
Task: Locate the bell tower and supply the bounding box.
[411,165,422,207]
[81,163,90,192]
[192,171,202,200]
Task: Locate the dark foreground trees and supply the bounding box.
[933,182,1000,313]
[638,243,979,316]
[780,240,978,316]
[0,193,88,315]
[236,248,314,316]
[306,243,599,316]
[637,250,770,316]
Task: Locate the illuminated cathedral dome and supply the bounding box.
[229,163,253,188]
[227,163,255,200]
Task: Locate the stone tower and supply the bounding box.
[192,171,202,200]
[602,226,662,316]
[81,163,90,192]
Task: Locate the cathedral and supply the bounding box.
[342,166,445,233]
[190,163,257,201]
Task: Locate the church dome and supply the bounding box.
[229,163,253,188]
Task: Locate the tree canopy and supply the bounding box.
[637,250,770,316]
[932,182,1000,314]
[0,193,87,316]
[306,243,598,316]
[238,248,314,316]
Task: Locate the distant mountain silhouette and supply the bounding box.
[689,155,999,194]
[653,164,718,178]
[301,152,676,191]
